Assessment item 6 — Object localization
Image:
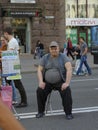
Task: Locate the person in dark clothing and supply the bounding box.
[34,40,44,59]
[34,41,39,59]
[36,41,73,120]
[73,43,86,75]
[14,80,27,105]
[3,26,27,108]
[67,38,75,60]
[37,40,44,58]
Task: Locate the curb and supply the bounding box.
[21,66,98,74]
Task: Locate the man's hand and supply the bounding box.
[39,81,46,89]
[61,82,69,91]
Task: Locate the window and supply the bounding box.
[65,0,98,18]
[66,0,77,18]
[87,0,98,18]
[78,0,86,18]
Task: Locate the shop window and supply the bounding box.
[88,4,95,18]
[66,0,77,18]
[95,5,98,18]
[87,0,97,18]
[78,0,86,18]
[88,28,91,47]
[11,18,27,26]
[66,27,77,46]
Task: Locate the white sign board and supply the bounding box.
[1,50,21,80]
[11,0,36,3]
[66,18,98,26]
[45,16,54,19]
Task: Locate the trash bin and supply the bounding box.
[93,54,98,64]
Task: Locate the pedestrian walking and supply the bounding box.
[0,35,18,104]
[34,40,44,59]
[4,27,28,107]
[36,41,73,120]
[67,37,75,60]
[73,43,87,75]
[76,37,92,76]
[34,40,40,59]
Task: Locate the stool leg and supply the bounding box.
[45,93,53,114]
[12,105,20,120]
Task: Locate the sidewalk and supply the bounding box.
[20,53,39,73]
[20,53,98,73]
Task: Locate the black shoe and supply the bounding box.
[36,113,45,118]
[66,114,74,120]
[15,102,27,108]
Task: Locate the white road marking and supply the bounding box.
[15,106,98,119]
[95,88,98,90]
[71,78,98,82]
[14,78,98,119]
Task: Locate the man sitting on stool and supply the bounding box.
[36,41,73,120]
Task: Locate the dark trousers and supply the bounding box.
[36,82,72,115]
[67,49,74,60]
[7,79,27,104]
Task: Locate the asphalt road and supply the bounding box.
[12,69,98,130]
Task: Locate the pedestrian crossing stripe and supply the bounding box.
[15,106,98,119]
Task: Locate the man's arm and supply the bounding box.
[9,48,20,54]
[37,65,46,89]
[37,65,44,83]
[61,62,72,91]
[65,62,72,85]
[0,100,25,130]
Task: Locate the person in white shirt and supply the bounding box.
[7,37,19,51]
[4,27,27,108]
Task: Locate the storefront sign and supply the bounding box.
[66,18,98,26]
[1,50,21,80]
[10,11,35,17]
[11,0,36,3]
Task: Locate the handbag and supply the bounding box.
[0,85,12,109]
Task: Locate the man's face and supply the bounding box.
[4,32,8,40]
[79,38,83,43]
[49,46,59,57]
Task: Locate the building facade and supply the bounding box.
[1,0,97,54]
[65,0,98,48]
[0,0,65,53]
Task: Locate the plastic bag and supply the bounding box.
[0,85,12,109]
